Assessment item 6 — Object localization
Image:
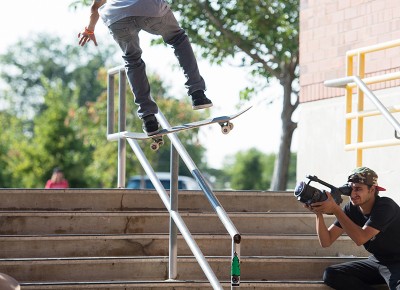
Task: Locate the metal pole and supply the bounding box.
[107,74,115,136]
[156,111,241,288]
[325,76,400,136]
[117,71,127,188]
[324,76,354,88]
[126,138,223,290]
[156,111,241,240]
[353,76,400,134]
[169,145,179,280]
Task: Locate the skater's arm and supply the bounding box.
[78,0,106,46]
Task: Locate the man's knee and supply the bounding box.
[165,29,187,47]
[124,51,142,63]
[323,266,340,287]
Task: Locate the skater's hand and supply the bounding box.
[78,27,98,46]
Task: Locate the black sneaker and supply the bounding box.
[191,90,213,110]
[142,114,160,136]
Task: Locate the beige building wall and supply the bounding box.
[297,0,400,203]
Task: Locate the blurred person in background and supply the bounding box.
[45,167,69,189]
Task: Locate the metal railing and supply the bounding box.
[106,65,241,289]
[324,39,400,166]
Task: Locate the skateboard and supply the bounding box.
[123,105,253,151]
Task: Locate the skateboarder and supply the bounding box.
[78,0,213,136]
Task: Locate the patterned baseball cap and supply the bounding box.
[347,167,386,191]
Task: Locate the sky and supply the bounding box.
[0,0,297,169]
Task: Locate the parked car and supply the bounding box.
[127,172,200,190]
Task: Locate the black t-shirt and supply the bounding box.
[334,196,400,263]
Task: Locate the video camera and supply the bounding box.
[294,175,352,205]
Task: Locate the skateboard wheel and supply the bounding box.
[228,122,234,130]
[150,142,159,151]
[221,125,231,134]
[158,140,164,146]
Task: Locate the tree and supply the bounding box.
[0,33,209,188]
[0,112,26,187]
[223,149,297,190]
[0,34,115,117]
[224,148,274,190]
[164,0,299,190]
[2,81,91,188]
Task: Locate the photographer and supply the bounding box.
[306,167,400,290]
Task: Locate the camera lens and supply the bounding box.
[294,181,326,204]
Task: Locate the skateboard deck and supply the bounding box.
[123,105,253,150]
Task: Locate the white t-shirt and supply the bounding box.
[99,0,169,26]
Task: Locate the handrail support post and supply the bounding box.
[169,144,179,280]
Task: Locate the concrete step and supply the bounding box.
[18,280,342,289]
[0,211,333,235]
[19,280,388,290]
[0,234,368,258]
[1,189,377,289]
[0,256,362,282]
[0,189,305,212]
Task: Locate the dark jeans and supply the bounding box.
[323,258,400,290]
[108,9,205,118]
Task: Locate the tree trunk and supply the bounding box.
[270,74,298,191]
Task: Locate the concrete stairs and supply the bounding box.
[0,189,386,289]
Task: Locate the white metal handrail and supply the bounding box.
[324,76,400,151]
[324,76,400,134]
[106,66,241,289]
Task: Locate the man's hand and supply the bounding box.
[78,28,98,47]
[309,192,341,215]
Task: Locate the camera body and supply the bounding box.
[294,175,352,205]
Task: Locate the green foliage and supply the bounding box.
[168,0,300,190]
[69,0,92,10]
[0,34,116,117]
[223,149,297,190]
[0,33,209,188]
[0,112,27,187]
[170,0,299,79]
[224,148,274,190]
[1,81,91,188]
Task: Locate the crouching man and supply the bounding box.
[306,167,400,290]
